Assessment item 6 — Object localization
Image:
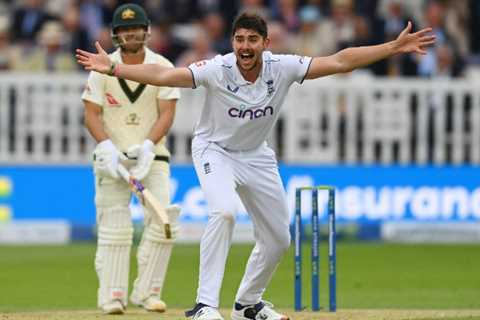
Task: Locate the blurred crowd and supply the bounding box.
[0,0,478,78]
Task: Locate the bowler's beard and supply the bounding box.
[236,55,260,72]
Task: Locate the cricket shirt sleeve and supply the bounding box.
[187,57,219,89]
[280,54,313,85]
[156,59,181,100]
[81,71,105,106]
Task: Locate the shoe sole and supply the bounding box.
[144,307,166,313]
[231,311,290,320]
[103,308,124,315]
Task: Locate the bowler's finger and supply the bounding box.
[414,28,433,37]
[75,56,90,65]
[76,49,93,60]
[420,40,436,47]
[416,48,427,55]
[95,41,106,55]
[75,53,88,60]
[420,35,436,41]
[399,21,412,37]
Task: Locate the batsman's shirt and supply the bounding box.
[81,48,180,157]
[188,51,312,151]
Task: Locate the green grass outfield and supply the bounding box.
[0,243,479,319]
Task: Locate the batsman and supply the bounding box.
[81,3,180,315]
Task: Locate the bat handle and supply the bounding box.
[118,163,146,206]
[117,163,131,182]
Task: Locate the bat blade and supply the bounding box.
[118,163,172,239]
[142,188,172,239]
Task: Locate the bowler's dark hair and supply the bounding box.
[231,12,268,38]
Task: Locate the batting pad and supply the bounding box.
[95,206,133,308]
[131,205,181,302]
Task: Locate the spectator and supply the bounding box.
[383,0,409,41]
[355,0,379,21]
[10,0,52,44]
[149,20,188,63]
[45,0,70,16]
[201,11,231,55]
[309,0,357,56]
[290,5,324,56]
[443,0,469,57]
[213,1,238,32]
[79,0,104,47]
[417,0,463,77]
[238,0,270,18]
[0,0,473,77]
[62,3,90,56]
[175,26,217,67]
[164,0,200,23]
[435,44,455,78]
[11,21,76,72]
[329,0,357,50]
[271,0,300,32]
[377,0,423,26]
[196,0,237,27]
[351,15,371,47]
[375,0,418,76]
[267,21,291,54]
[0,15,12,70]
[301,0,328,14]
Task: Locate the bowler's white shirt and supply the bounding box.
[189,51,312,151]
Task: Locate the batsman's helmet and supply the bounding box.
[111,3,150,48]
[111,3,150,32]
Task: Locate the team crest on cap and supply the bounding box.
[122,8,136,20]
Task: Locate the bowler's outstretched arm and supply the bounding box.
[76,42,194,88]
[305,21,436,79]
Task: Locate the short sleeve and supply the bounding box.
[157,86,181,100]
[280,55,313,84]
[155,58,181,100]
[81,71,105,106]
[188,58,217,89]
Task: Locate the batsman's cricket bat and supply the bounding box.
[117,163,172,239]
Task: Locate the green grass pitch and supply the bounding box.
[0,242,479,319]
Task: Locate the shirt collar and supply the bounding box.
[231,51,268,85]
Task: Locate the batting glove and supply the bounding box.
[128,139,155,180]
[93,139,126,179]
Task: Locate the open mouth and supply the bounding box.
[240,52,255,62]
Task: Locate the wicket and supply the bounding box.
[294,186,336,312]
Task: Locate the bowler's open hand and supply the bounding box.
[394,21,436,55]
[76,42,111,74]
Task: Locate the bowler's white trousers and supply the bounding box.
[192,136,291,307]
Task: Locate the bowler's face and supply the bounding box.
[232,28,269,72]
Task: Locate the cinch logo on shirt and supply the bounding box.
[228,105,274,120]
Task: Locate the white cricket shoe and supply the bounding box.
[101,300,125,315]
[185,303,224,320]
[130,294,167,312]
[231,301,289,320]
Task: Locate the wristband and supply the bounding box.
[112,63,120,77]
[108,61,117,76]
